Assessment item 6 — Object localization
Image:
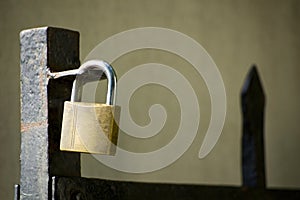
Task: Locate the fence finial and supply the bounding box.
[241,65,266,188]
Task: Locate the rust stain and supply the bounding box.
[21,120,48,132]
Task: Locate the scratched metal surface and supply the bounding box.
[19,27,81,200]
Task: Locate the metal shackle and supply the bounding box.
[70,60,117,105]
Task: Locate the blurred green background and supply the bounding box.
[1,0,300,199]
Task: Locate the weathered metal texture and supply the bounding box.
[20,27,81,200]
[52,176,300,200]
[241,65,266,188]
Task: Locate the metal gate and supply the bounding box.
[15,27,300,200]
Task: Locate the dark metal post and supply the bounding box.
[241,65,266,188]
[20,27,81,199]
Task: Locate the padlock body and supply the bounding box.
[60,101,120,155]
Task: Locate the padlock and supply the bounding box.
[60,60,120,155]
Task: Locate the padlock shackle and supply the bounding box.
[71,60,116,105]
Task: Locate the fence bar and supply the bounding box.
[19,27,80,199]
[241,65,266,188]
[14,184,20,200]
[52,176,300,200]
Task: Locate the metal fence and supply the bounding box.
[15,27,300,200]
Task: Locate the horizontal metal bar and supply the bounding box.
[52,176,300,200]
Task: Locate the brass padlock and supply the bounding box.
[60,60,120,155]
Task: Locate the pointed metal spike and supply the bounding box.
[241,65,266,188]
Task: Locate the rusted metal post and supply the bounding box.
[241,65,266,188]
[19,27,81,199]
